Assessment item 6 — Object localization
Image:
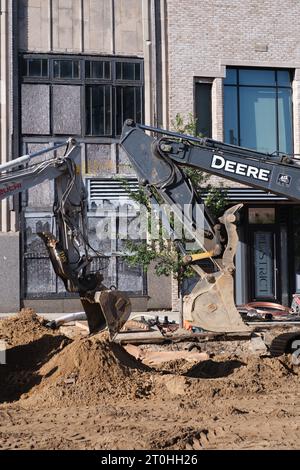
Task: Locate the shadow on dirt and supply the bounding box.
[0,334,69,403]
[185,359,246,379]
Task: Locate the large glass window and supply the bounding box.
[224,68,293,155]
[21,55,144,137]
[21,55,145,299]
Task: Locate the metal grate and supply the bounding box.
[88,179,289,202]
[201,188,288,202]
[88,178,139,200]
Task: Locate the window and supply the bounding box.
[86,85,112,135]
[86,60,143,136]
[23,215,62,296]
[22,55,144,137]
[22,58,49,78]
[116,86,142,135]
[87,188,146,295]
[53,59,80,79]
[85,60,111,79]
[224,68,293,155]
[116,62,141,81]
[195,81,212,137]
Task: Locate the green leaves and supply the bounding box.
[123,239,195,282]
[171,112,198,136]
[204,185,228,218]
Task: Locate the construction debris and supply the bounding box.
[124,344,209,366]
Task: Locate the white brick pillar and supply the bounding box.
[212,77,224,141]
[171,276,180,312]
[0,0,16,232]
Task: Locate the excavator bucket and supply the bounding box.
[81,290,131,339]
[183,270,250,333]
[183,204,250,333]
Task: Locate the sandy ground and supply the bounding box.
[0,309,299,450]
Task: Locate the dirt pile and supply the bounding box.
[226,354,299,393]
[179,354,299,399]
[24,332,154,406]
[0,309,69,403]
[0,309,54,347]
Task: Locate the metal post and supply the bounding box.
[179,282,184,328]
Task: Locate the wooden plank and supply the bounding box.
[114,330,165,344]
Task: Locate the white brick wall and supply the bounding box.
[166,0,300,308]
[166,0,300,154]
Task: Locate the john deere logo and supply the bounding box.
[277,174,291,186]
[211,155,271,182]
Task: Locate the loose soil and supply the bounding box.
[0,310,299,450]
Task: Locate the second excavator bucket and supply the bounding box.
[81,290,131,339]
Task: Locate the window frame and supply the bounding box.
[224,67,294,155]
[22,57,49,79]
[53,58,81,80]
[21,54,144,138]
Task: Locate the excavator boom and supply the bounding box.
[120,120,300,333]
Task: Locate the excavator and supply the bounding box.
[0,139,131,338]
[120,119,300,335]
[1,121,300,341]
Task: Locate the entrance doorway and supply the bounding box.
[247,206,287,304]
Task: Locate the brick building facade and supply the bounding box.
[165,0,300,307]
[166,0,300,150]
[1,1,300,313]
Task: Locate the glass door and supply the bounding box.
[248,207,279,302]
[252,230,277,300]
